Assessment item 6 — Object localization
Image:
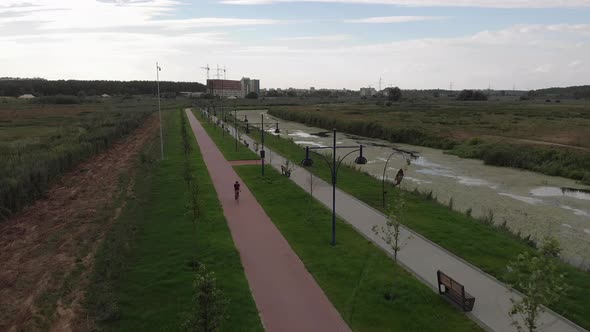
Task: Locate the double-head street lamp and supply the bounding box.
[246,114,281,176]
[382,147,418,207]
[301,128,367,246]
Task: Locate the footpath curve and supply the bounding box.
[209,110,586,332]
[185,109,350,332]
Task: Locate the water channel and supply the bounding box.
[237,110,590,269]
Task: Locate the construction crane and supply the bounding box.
[215,64,222,79]
[201,64,210,80]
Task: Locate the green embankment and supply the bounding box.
[198,114,258,161]
[86,110,262,331]
[241,123,590,330]
[235,165,481,331]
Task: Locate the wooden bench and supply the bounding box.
[437,270,475,312]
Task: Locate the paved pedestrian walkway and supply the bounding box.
[209,110,586,332]
[185,110,350,332]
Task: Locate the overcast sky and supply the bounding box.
[1,0,589,90]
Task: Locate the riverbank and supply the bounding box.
[267,102,590,184]
[219,110,590,330]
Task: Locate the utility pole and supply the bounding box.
[234,108,238,151]
[156,62,163,160]
[261,113,265,176]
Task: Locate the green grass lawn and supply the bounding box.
[196,112,258,161]
[87,110,262,331]
[244,127,590,330]
[235,165,481,331]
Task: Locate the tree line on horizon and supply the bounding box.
[0,79,206,97]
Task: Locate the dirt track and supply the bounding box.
[0,114,158,332]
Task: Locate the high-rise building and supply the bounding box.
[241,77,261,97]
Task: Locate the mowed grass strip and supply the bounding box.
[245,128,590,330]
[235,165,481,332]
[88,110,262,331]
[196,112,258,161]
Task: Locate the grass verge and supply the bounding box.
[243,125,590,330]
[197,112,258,161]
[86,110,263,331]
[236,165,481,331]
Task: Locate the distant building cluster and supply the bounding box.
[359,87,377,97]
[206,77,260,98]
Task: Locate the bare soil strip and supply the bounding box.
[0,115,158,332]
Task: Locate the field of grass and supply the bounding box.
[243,127,590,330]
[86,110,262,331]
[266,100,590,183]
[197,113,258,160]
[236,165,481,331]
[0,97,185,218]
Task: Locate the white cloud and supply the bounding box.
[569,60,582,67]
[277,34,352,41]
[345,16,447,23]
[227,24,590,89]
[1,1,589,90]
[0,0,281,30]
[220,0,590,8]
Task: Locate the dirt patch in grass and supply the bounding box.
[0,114,158,332]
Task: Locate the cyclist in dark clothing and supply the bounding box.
[234,181,241,200]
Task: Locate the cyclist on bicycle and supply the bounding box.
[234,181,241,200]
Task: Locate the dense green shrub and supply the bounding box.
[449,142,590,184]
[0,111,150,218]
[456,90,488,101]
[268,108,457,149]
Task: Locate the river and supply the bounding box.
[238,110,590,269]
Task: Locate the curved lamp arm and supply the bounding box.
[309,149,334,173]
[335,149,360,178]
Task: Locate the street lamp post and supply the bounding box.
[245,119,280,176]
[261,113,265,175]
[156,62,163,160]
[301,128,367,246]
[234,108,238,151]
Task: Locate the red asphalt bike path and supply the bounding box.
[185,109,350,332]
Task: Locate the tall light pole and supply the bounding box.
[261,113,265,176]
[234,108,238,151]
[246,117,279,176]
[301,129,367,246]
[156,62,163,160]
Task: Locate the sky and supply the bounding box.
[1,0,589,90]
